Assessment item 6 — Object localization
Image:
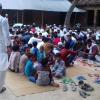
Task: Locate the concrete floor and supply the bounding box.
[0,82,100,100]
[1,61,100,100]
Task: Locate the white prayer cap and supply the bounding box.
[29,31,33,34]
[5,13,8,17]
[24,25,26,27]
[64,25,66,28]
[57,27,60,30]
[69,30,73,33]
[66,32,71,36]
[87,28,91,32]
[58,42,63,46]
[46,25,50,28]
[39,28,44,32]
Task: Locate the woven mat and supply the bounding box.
[6,71,58,97]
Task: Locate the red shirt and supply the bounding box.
[31,28,36,33]
[53,38,61,45]
[60,48,77,62]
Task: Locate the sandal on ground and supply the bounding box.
[78,81,94,92]
[81,83,94,92]
[78,80,84,86]
[63,84,68,91]
[0,87,6,94]
[50,82,59,87]
[79,90,90,98]
[8,68,15,72]
[70,83,77,91]
[79,90,87,98]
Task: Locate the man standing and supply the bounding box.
[0,3,10,93]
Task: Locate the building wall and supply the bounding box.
[2,10,84,27]
[3,10,66,26]
[77,5,100,27]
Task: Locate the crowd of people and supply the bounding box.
[8,23,100,87]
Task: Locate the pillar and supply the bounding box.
[22,10,24,24]
[41,11,44,27]
[93,10,97,28]
[17,10,19,23]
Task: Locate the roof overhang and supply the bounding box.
[1,0,85,12]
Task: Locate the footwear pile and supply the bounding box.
[62,78,94,98]
[78,80,94,98]
[0,87,6,94]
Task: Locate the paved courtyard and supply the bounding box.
[0,80,100,100]
[1,60,100,100]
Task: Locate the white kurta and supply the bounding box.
[0,15,10,71]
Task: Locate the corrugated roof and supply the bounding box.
[0,0,85,12]
[78,0,100,5]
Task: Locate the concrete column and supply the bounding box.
[84,13,88,27]
[93,10,97,28]
[17,10,19,23]
[41,11,44,27]
[22,10,24,24]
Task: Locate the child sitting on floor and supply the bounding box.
[26,54,42,83]
[30,41,38,56]
[24,53,34,77]
[8,45,20,72]
[19,46,30,73]
[36,58,59,87]
[51,53,66,78]
[37,46,46,63]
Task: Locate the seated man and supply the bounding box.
[84,39,99,61]
[65,32,76,50]
[60,47,77,66]
[51,53,66,78]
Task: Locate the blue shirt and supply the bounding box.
[24,60,33,77]
[37,51,46,62]
[31,47,38,56]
